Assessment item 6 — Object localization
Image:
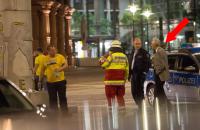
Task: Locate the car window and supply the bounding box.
[168,55,177,70]
[195,54,200,63]
[178,55,198,73]
[0,80,34,114]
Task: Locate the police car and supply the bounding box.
[145,47,200,105]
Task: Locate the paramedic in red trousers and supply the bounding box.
[128,38,151,108]
[99,40,129,109]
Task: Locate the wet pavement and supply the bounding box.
[2,67,200,130]
[65,67,200,130]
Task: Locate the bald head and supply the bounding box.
[133,37,142,49]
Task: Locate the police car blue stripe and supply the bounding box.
[146,69,200,88]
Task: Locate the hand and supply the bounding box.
[55,68,62,72]
[128,75,131,82]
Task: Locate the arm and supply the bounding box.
[128,52,133,81]
[143,52,151,74]
[100,55,112,68]
[125,57,129,80]
[57,56,68,72]
[33,64,39,75]
[33,57,39,75]
[39,64,46,82]
[58,60,68,72]
[152,52,166,75]
[136,50,151,74]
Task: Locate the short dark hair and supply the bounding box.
[46,45,56,51]
[37,48,43,53]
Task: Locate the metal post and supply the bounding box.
[193,0,197,42]
[86,0,89,37]
[140,0,144,47]
[132,19,135,39]
[167,0,171,51]
[113,0,118,38]
[159,17,164,43]
[147,20,149,52]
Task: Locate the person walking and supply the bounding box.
[151,38,170,107]
[41,45,68,111]
[99,40,129,109]
[128,38,151,108]
[33,48,45,91]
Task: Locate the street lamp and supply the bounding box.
[126,3,140,38]
[142,9,153,51]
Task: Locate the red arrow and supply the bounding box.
[165,18,189,43]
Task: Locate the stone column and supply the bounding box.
[50,2,61,48]
[57,6,66,56]
[39,1,54,50]
[106,0,111,21]
[41,9,51,50]
[64,6,74,66]
[32,6,40,50]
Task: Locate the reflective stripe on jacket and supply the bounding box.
[99,52,129,86]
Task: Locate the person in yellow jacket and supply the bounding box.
[99,40,129,108]
[33,48,45,91]
[40,45,68,110]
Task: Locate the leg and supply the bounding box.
[137,75,145,107]
[34,76,39,91]
[116,85,125,107]
[105,85,116,107]
[47,83,58,110]
[154,75,168,107]
[131,75,138,104]
[131,80,139,105]
[42,76,47,91]
[57,81,68,110]
[131,74,143,107]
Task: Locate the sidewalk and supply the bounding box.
[66,67,133,107]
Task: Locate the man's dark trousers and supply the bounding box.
[131,73,146,107]
[154,74,168,107]
[47,80,68,110]
[34,76,39,91]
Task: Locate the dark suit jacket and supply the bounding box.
[129,48,151,78]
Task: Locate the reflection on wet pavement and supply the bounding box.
[2,97,200,130]
[73,99,200,130]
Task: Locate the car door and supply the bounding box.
[174,54,199,102]
[164,54,179,100]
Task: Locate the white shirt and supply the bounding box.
[131,49,138,70]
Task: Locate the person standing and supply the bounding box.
[99,40,129,109]
[41,45,68,110]
[129,38,151,108]
[151,38,170,107]
[33,48,45,91]
[181,37,194,48]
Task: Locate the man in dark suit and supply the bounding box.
[129,38,151,108]
[151,38,170,107]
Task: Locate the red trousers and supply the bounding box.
[105,85,125,107]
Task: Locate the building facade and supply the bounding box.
[70,0,132,59]
[32,0,74,65]
[0,0,33,89]
[145,0,200,50]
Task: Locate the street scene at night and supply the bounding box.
[1,0,200,130]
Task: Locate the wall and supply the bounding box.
[0,0,33,90]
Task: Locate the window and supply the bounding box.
[74,0,83,10]
[110,0,119,10]
[178,55,198,73]
[168,55,177,70]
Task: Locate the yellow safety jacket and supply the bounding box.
[99,52,129,86]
